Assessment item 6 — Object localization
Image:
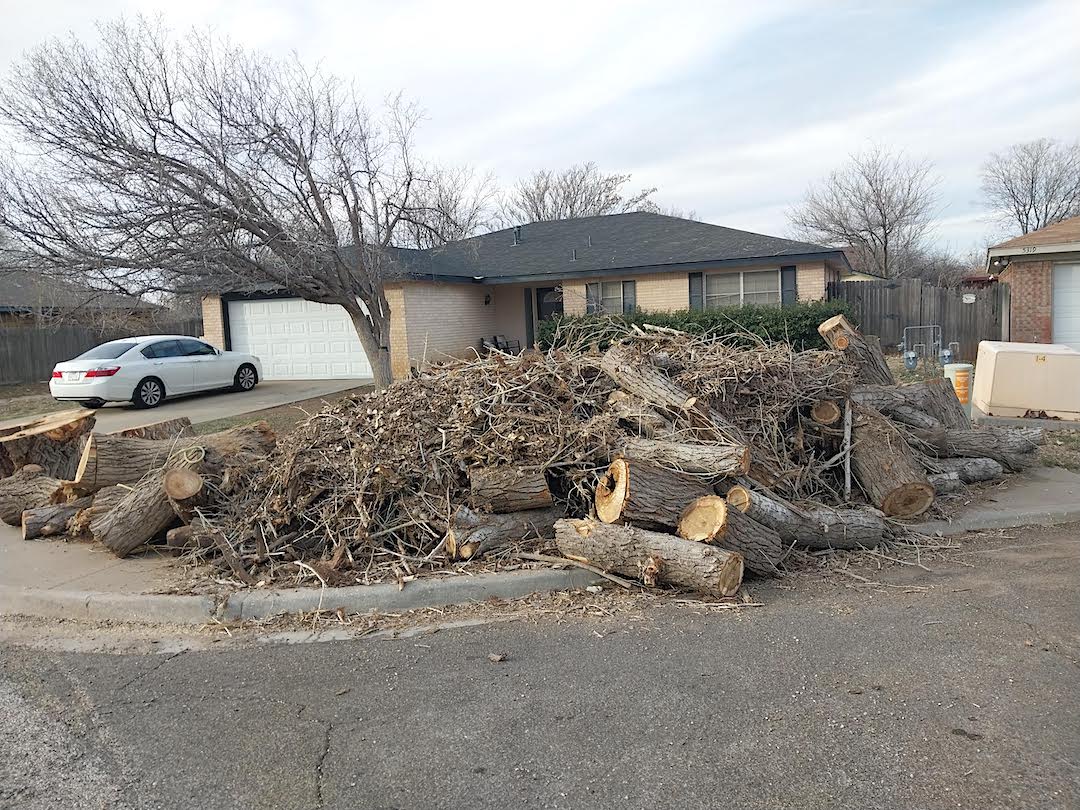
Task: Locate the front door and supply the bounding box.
[536,287,564,321]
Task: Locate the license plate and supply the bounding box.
[62,371,82,381]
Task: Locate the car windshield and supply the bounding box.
[76,341,138,360]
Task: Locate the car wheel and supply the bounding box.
[78,399,105,409]
[133,377,165,409]
[233,364,258,392]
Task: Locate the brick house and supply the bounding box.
[201,212,852,381]
[989,215,1080,347]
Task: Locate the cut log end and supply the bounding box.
[594,458,630,523]
[677,495,727,542]
[810,400,843,426]
[881,482,935,518]
[163,468,204,501]
[725,484,751,514]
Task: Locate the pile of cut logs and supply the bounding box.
[0,315,1043,597]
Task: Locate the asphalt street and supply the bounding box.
[2,525,1078,810]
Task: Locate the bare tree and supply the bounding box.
[980,138,1080,236]
[498,162,658,224]
[788,146,940,278]
[0,18,469,387]
[397,166,497,249]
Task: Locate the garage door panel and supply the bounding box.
[228,298,373,381]
[1053,264,1080,350]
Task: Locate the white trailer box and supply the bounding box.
[972,341,1080,421]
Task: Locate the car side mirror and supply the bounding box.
[215,348,223,356]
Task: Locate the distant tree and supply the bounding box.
[0,18,474,388]
[398,167,497,249]
[499,162,658,224]
[979,138,1080,235]
[788,146,940,278]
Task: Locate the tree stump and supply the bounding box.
[21,497,93,540]
[725,484,884,550]
[850,406,934,517]
[445,505,564,560]
[851,378,969,429]
[677,495,787,576]
[0,410,95,479]
[554,518,744,596]
[620,436,750,476]
[594,458,713,531]
[0,465,64,525]
[469,466,553,513]
[817,314,895,385]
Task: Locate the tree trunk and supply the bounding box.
[163,468,210,523]
[594,458,713,531]
[347,305,393,388]
[810,400,842,426]
[445,504,564,560]
[112,417,195,440]
[67,485,127,540]
[725,484,884,550]
[929,456,1004,483]
[0,410,95,479]
[554,517,743,596]
[0,465,65,525]
[75,421,275,491]
[605,390,673,437]
[850,406,935,517]
[851,378,969,430]
[677,495,787,576]
[469,466,553,513]
[620,436,750,476]
[928,472,963,494]
[909,427,1042,472]
[91,469,181,557]
[817,314,895,385]
[21,497,93,540]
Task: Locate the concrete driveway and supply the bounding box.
[83,378,369,433]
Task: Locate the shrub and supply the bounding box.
[537,300,853,351]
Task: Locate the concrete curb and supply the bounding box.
[915,507,1080,536]
[0,568,605,626]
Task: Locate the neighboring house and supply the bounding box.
[0,270,156,328]
[988,215,1080,348]
[200,212,852,380]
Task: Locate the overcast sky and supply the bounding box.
[1,0,1078,253]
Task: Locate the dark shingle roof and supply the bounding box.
[0,270,153,312]
[390,212,845,283]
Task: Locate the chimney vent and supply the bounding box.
[513,225,522,245]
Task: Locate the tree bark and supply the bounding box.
[165,520,216,550]
[112,417,195,440]
[347,305,393,389]
[91,469,180,557]
[163,468,210,523]
[75,421,276,491]
[677,495,787,576]
[554,517,744,596]
[21,497,93,540]
[445,505,564,560]
[851,378,969,430]
[909,427,1042,472]
[594,458,713,531]
[0,410,95,479]
[605,390,673,437]
[810,400,842,426]
[469,466,553,513]
[67,485,127,540]
[817,314,895,385]
[850,406,935,517]
[928,472,964,494]
[0,465,64,525]
[725,484,884,550]
[929,456,1004,483]
[620,436,750,476]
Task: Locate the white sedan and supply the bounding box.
[50,336,263,409]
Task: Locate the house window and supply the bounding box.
[693,270,781,309]
[586,280,636,314]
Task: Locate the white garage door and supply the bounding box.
[227,298,373,380]
[1053,263,1080,350]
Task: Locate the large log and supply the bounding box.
[445,505,564,561]
[928,472,964,494]
[620,436,750,477]
[554,518,743,596]
[163,467,211,523]
[112,417,195,441]
[817,314,895,385]
[91,469,180,557]
[0,410,95,479]
[21,497,93,540]
[930,456,1004,483]
[594,458,713,531]
[67,485,127,539]
[850,406,935,518]
[0,465,64,525]
[677,495,787,576]
[851,378,969,430]
[725,484,884,550]
[75,421,276,491]
[605,390,673,437]
[469,466,553,513]
[909,426,1041,472]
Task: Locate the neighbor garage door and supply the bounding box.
[227,298,372,380]
[1052,263,1080,350]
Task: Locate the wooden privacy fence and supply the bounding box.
[0,318,203,385]
[827,279,1008,362]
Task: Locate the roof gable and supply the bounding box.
[991,215,1080,251]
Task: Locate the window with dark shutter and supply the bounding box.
[689,272,703,311]
[621,280,636,314]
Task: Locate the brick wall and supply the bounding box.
[201,295,225,347]
[797,261,829,301]
[385,285,409,378]
[1000,260,1052,342]
[399,281,497,372]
